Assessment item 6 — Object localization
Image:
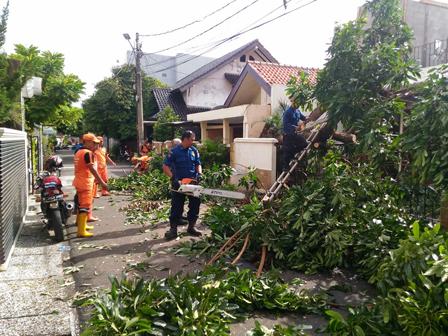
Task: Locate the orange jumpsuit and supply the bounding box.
[94,147,109,182]
[140,143,151,156]
[73,149,96,212]
[138,156,151,174]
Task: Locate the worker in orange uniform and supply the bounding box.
[140,137,152,156]
[73,134,108,238]
[131,155,151,175]
[95,136,116,196]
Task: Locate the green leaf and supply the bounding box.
[326,310,345,322]
[412,221,420,239]
[354,326,365,336]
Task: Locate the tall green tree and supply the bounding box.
[0,1,26,125]
[152,105,179,141]
[9,45,85,131]
[287,0,420,169]
[82,64,167,140]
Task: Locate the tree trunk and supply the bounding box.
[309,106,326,121]
[333,131,357,143]
[302,125,356,144]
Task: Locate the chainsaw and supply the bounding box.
[176,178,246,199]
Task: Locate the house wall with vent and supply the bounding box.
[181,51,269,109]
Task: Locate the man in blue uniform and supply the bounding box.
[282,100,310,171]
[162,131,203,240]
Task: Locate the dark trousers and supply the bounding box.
[170,191,200,222]
[283,133,308,167]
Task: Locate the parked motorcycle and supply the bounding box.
[35,156,71,241]
[120,146,132,162]
[44,155,63,176]
[35,174,73,242]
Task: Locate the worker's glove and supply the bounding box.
[196,173,204,183]
[171,177,180,190]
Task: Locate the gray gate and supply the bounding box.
[0,128,28,269]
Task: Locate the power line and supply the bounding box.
[136,0,298,70]
[151,0,318,75]
[93,50,136,91]
[147,0,261,55]
[140,0,239,37]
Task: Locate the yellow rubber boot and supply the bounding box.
[87,207,99,222]
[77,213,94,238]
[77,209,93,230]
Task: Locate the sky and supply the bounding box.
[1,0,371,105]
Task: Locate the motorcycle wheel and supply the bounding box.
[50,210,64,242]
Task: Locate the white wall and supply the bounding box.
[231,138,278,190]
[271,85,289,113]
[182,61,245,108]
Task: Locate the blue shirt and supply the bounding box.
[74,144,83,154]
[282,106,307,135]
[163,145,201,180]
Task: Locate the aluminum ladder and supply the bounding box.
[263,122,327,203]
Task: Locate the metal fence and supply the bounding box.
[411,39,448,68]
[0,128,28,269]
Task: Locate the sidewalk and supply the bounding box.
[0,149,134,336]
[0,196,78,336]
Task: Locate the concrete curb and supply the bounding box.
[0,194,80,336]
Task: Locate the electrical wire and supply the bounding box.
[93,50,136,90]
[140,0,239,37]
[148,0,261,55]
[137,0,297,70]
[150,0,317,75]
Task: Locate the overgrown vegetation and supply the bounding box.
[197,137,230,169]
[81,265,326,336]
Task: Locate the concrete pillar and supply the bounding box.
[200,122,208,141]
[441,193,448,231]
[223,119,230,144]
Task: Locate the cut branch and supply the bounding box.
[231,233,251,265]
[333,131,356,143]
[256,245,267,278]
[208,228,249,265]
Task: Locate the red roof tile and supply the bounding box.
[248,61,319,86]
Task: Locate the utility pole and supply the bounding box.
[135,32,144,153]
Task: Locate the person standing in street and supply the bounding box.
[171,138,181,149]
[282,99,310,171]
[95,136,116,196]
[74,139,84,154]
[140,137,152,157]
[162,131,203,240]
[73,134,108,238]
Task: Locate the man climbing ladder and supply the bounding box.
[263,122,327,203]
[282,99,310,172]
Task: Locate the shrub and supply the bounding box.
[198,137,230,169]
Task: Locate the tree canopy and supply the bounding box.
[0,1,26,125]
[287,0,448,194]
[152,105,180,142]
[8,45,85,131]
[82,64,167,141]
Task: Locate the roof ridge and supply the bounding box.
[248,60,320,71]
[171,39,278,91]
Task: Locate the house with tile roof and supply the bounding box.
[187,61,319,144]
[149,39,278,139]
